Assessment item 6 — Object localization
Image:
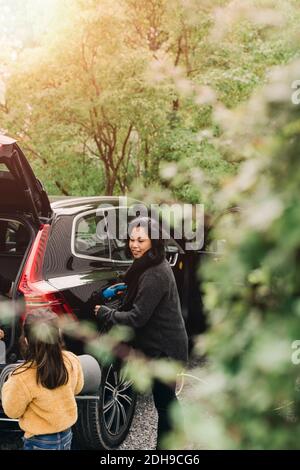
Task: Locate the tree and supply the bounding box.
[0,0,168,194]
[1,0,299,198]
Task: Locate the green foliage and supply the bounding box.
[179,60,300,449]
[1,0,299,199]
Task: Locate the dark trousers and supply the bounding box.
[152,379,178,450]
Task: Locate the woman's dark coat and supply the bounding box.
[97,259,188,363]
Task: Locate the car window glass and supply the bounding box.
[108,208,133,262]
[0,163,9,173]
[110,237,132,262]
[74,212,110,259]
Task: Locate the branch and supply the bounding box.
[0,102,9,114]
[85,143,100,157]
[81,36,89,73]
[174,35,183,67]
[116,124,133,172]
[55,180,70,196]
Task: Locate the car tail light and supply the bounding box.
[18,224,74,317]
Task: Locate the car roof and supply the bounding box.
[50,196,141,216]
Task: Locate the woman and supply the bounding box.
[2,309,84,450]
[95,216,188,449]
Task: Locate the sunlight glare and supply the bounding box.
[0,0,60,51]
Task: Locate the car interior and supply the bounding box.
[0,163,30,214]
[0,219,30,286]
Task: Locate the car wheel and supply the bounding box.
[73,362,137,449]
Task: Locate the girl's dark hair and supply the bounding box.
[15,309,69,390]
[125,216,166,259]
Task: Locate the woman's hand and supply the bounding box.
[94,305,114,333]
[94,305,101,316]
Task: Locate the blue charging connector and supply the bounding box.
[102,283,127,300]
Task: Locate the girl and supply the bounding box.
[1,309,84,450]
[94,216,188,450]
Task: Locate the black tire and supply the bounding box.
[73,362,137,449]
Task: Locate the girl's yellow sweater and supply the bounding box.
[1,351,84,438]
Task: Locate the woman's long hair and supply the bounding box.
[119,217,166,312]
[14,309,69,390]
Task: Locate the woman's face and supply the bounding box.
[129,226,152,259]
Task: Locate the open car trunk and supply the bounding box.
[0,135,52,221]
[0,135,53,364]
[0,217,34,365]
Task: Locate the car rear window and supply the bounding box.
[73,212,110,260]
